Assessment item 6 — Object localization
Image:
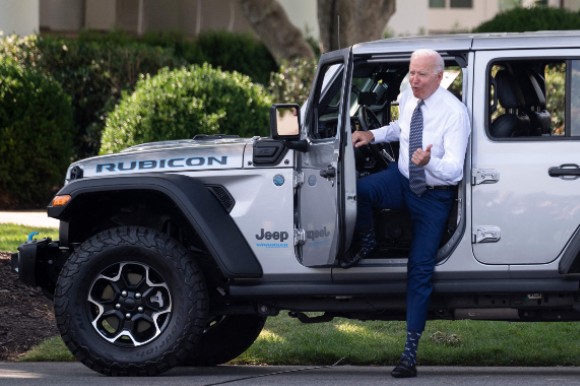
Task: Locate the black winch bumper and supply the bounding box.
[11,238,68,296]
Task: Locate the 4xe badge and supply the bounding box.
[255,228,289,249]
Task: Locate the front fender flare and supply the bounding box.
[49,174,262,278]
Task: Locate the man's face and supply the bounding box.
[408,55,443,100]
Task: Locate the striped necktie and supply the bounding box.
[409,100,426,195]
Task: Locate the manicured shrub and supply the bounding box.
[0,58,73,209]
[100,64,272,154]
[474,6,580,32]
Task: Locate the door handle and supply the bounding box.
[548,164,580,180]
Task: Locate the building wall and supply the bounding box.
[428,1,501,34]
[84,0,253,36]
[85,0,116,31]
[12,0,580,40]
[388,2,429,36]
[40,0,84,32]
[0,0,38,36]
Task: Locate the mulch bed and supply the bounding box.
[0,252,59,360]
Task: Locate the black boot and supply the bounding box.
[339,228,376,268]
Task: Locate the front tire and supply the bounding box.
[54,226,208,376]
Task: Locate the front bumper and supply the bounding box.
[11,238,69,296]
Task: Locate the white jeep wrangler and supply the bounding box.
[12,31,580,376]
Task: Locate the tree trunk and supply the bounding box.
[317,0,396,52]
[239,0,315,64]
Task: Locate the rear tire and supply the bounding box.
[54,226,208,376]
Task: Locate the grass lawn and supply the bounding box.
[20,314,580,366]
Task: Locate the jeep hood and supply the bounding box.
[65,137,254,183]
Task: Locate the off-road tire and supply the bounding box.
[54,226,208,376]
[182,314,266,366]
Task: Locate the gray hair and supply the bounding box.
[411,49,444,74]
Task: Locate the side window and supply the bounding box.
[487,59,573,139]
[308,63,344,139]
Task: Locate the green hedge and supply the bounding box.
[0,31,278,161]
[35,35,183,160]
[0,58,73,209]
[474,6,580,32]
[100,64,272,154]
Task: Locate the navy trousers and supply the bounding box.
[356,164,455,333]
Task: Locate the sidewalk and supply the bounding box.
[0,211,59,228]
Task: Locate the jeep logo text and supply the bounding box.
[256,228,289,243]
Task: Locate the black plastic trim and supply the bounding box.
[229,277,579,298]
[49,174,262,278]
[559,225,580,274]
[252,138,289,165]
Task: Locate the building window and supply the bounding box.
[429,0,446,8]
[450,0,473,8]
[499,0,521,12]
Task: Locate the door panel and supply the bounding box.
[298,49,356,267]
[471,50,580,265]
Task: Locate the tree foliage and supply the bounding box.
[474,6,580,32]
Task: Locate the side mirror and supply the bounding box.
[270,104,301,140]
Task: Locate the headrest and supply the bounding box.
[358,92,376,106]
[495,70,525,109]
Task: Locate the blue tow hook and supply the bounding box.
[27,231,39,242]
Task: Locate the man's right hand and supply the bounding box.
[352,131,374,148]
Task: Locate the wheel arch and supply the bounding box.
[49,174,263,279]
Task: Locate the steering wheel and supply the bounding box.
[358,105,382,132]
[356,106,395,168]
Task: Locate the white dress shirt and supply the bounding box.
[371,86,471,186]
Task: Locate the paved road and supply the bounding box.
[1,363,580,386]
[0,211,59,228]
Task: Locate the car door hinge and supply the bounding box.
[294,228,306,245]
[472,225,501,243]
[472,168,500,185]
[294,171,305,188]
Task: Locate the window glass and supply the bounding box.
[310,63,344,139]
[545,62,566,135]
[487,59,576,139]
[450,0,473,8]
[429,0,446,8]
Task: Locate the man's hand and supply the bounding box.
[411,144,432,166]
[352,131,374,148]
